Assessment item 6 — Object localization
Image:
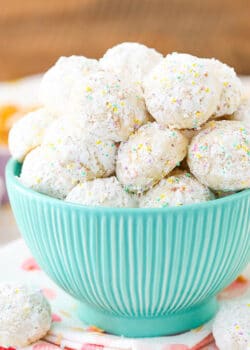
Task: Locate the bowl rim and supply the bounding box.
[6,157,250,214]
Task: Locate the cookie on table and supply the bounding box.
[8,108,56,162]
[188,120,250,191]
[116,122,188,193]
[0,282,51,347]
[213,301,250,350]
[66,176,137,207]
[139,170,214,208]
[143,53,222,129]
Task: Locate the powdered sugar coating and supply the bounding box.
[8,108,56,161]
[100,42,163,93]
[0,282,51,347]
[52,137,116,181]
[21,121,116,199]
[206,58,242,117]
[66,177,137,207]
[232,98,250,128]
[116,122,188,193]
[139,171,213,208]
[20,146,76,199]
[143,53,222,129]
[69,68,149,141]
[39,55,99,115]
[43,116,90,145]
[43,117,117,179]
[188,120,250,191]
[213,301,250,350]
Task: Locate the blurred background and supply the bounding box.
[0,0,250,80]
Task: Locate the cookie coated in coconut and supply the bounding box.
[39,55,99,115]
[0,282,51,347]
[143,53,222,129]
[8,108,56,162]
[139,170,213,208]
[231,98,250,128]
[116,122,188,193]
[66,177,137,207]
[213,301,250,350]
[68,68,149,142]
[206,58,242,117]
[188,120,250,191]
[100,42,163,91]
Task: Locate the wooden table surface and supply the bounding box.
[0,0,250,79]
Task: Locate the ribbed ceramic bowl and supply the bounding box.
[6,159,250,337]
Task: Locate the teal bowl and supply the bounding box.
[6,159,250,337]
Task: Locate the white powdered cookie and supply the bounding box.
[66,176,137,207]
[69,68,149,141]
[143,53,222,129]
[20,146,76,199]
[8,108,56,162]
[0,283,51,347]
[39,55,99,115]
[232,98,250,128]
[21,131,116,200]
[116,122,188,193]
[139,171,213,208]
[213,301,250,350]
[188,120,250,191]
[100,42,163,93]
[206,58,242,117]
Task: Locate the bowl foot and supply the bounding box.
[78,297,218,337]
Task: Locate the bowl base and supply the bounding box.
[78,297,218,337]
